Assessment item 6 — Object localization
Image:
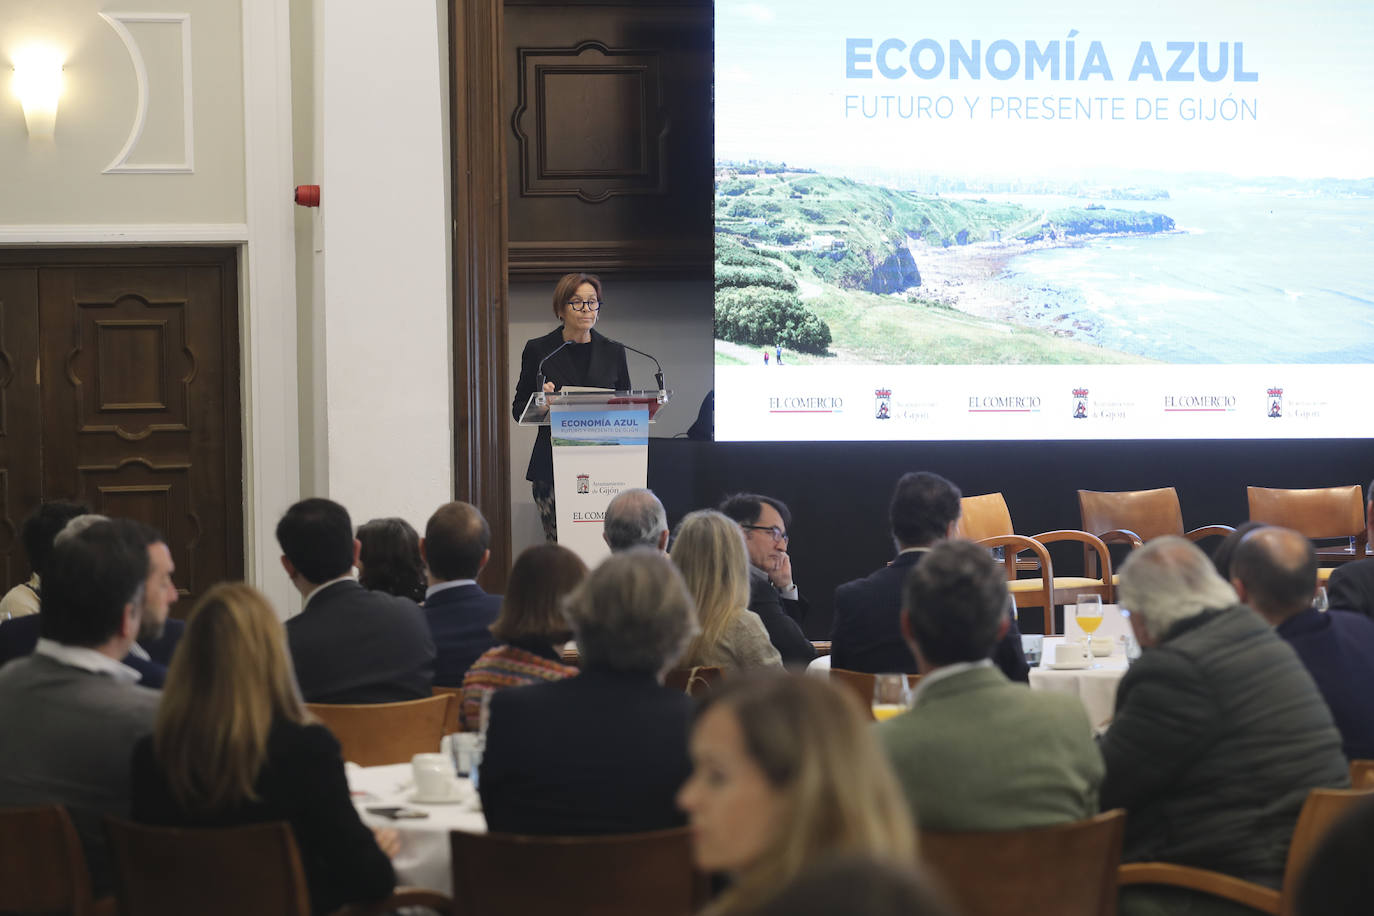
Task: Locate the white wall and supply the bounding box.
[317,0,452,533]
[507,278,713,554]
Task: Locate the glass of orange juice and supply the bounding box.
[1075,594,1104,646]
[872,674,913,721]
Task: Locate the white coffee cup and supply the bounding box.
[412,752,460,800]
[1090,636,1115,657]
[1053,642,1091,669]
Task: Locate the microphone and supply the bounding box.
[615,340,667,393]
[535,339,574,403]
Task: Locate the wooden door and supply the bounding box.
[0,248,244,613]
[0,268,44,589]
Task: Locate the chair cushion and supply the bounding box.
[1009,577,1104,592]
[1317,567,1334,585]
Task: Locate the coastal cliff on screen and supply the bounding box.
[712,0,1374,441]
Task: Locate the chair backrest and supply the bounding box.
[920,809,1126,916]
[449,827,708,916]
[432,686,465,734]
[1279,788,1374,914]
[104,818,311,916]
[664,666,724,696]
[1349,759,1374,790]
[828,668,921,719]
[955,493,1015,541]
[0,805,97,915]
[1247,485,1365,542]
[1079,487,1185,543]
[307,693,451,765]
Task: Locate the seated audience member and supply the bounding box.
[0,499,89,619]
[1294,794,1374,916]
[1231,527,1374,760]
[0,516,185,687]
[1210,520,1267,581]
[678,675,916,916]
[1326,478,1374,618]
[832,472,1029,682]
[878,539,1103,830]
[719,493,814,666]
[459,544,584,730]
[671,510,783,670]
[741,857,953,916]
[356,517,426,603]
[131,583,396,916]
[421,501,502,686]
[278,498,435,703]
[603,487,670,552]
[1100,538,1348,914]
[479,548,699,835]
[0,519,159,892]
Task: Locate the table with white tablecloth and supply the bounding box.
[1028,636,1130,730]
[347,760,485,894]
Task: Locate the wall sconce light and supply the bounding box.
[11,47,64,139]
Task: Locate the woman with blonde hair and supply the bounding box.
[130,583,396,915]
[677,674,917,915]
[670,510,782,670]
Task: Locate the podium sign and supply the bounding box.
[549,403,650,566]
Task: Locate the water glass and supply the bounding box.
[872,674,913,721]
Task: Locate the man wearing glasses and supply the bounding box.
[719,493,814,666]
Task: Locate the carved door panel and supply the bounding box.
[0,269,43,590]
[35,249,243,613]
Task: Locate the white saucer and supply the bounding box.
[1047,662,1089,671]
[408,791,471,805]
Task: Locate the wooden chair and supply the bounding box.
[1349,759,1374,789]
[828,667,921,720]
[104,818,449,916]
[0,805,104,916]
[449,827,708,916]
[956,492,1113,634]
[306,694,451,766]
[432,685,465,734]
[920,809,1126,916]
[1118,787,1374,915]
[1248,485,1367,585]
[664,665,724,695]
[1078,487,1234,582]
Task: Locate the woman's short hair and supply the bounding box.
[670,509,751,667]
[154,583,309,814]
[551,272,602,320]
[562,547,699,674]
[694,675,918,913]
[356,517,426,603]
[491,544,586,645]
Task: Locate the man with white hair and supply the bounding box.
[1101,537,1347,916]
[602,488,669,553]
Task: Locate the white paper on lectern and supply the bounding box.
[549,404,650,568]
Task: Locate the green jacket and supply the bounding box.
[1100,605,1348,886]
[878,664,1103,831]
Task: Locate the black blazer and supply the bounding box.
[130,720,395,916]
[1327,558,1374,619]
[831,550,1029,682]
[747,567,815,667]
[478,667,692,836]
[285,580,435,704]
[423,583,503,687]
[511,327,632,483]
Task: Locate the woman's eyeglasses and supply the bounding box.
[566,298,601,312]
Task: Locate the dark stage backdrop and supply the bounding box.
[648,437,1374,638]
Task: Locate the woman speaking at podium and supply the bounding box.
[512,272,631,542]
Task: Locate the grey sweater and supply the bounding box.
[0,653,160,892]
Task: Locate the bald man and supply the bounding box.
[1232,526,1374,760]
[603,488,669,553]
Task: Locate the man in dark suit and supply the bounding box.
[277,498,434,704]
[419,501,502,686]
[479,548,696,835]
[1326,478,1374,619]
[832,471,1029,682]
[1232,526,1374,760]
[719,493,814,667]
